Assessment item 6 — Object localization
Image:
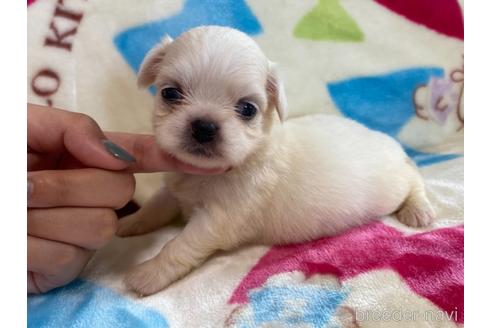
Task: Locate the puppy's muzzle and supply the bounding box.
[191,119,219,144]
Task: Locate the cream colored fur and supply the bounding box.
[117,26,434,296]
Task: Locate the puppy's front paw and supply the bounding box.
[117,214,147,237]
[117,221,139,238]
[124,260,173,296]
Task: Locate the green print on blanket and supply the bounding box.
[294,0,364,41]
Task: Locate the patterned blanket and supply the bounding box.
[27,0,464,327]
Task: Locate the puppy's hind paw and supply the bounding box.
[396,206,434,228]
[396,194,435,228]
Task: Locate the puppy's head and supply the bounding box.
[138,26,287,169]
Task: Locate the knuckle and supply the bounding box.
[28,173,46,201]
[53,244,84,272]
[29,172,70,205]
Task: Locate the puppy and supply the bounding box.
[117,25,435,296]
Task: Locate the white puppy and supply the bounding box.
[117,25,435,295]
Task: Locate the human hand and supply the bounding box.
[27,104,223,293]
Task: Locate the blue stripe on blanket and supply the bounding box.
[402,145,460,167]
[114,0,262,88]
[233,283,348,328]
[249,285,347,327]
[327,67,461,167]
[28,279,168,328]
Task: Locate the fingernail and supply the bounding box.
[102,140,136,162]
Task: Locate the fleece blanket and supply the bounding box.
[27,0,464,327]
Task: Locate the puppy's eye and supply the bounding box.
[235,101,257,120]
[161,87,183,102]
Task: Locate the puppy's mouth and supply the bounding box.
[181,143,218,158]
[163,143,224,171]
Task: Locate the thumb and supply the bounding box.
[28,104,135,171]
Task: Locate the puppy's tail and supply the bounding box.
[396,163,436,228]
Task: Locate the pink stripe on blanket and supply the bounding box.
[229,222,464,323]
[375,0,464,40]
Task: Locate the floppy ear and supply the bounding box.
[266,62,288,122]
[137,35,173,88]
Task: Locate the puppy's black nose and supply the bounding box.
[191,119,218,144]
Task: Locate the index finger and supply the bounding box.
[105,132,225,174]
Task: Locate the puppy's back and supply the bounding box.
[260,114,414,242]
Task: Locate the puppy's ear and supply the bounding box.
[137,35,173,88]
[266,62,288,122]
